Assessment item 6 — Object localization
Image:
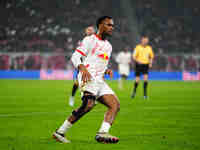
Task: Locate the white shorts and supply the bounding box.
[119,64,130,76]
[78,73,115,98]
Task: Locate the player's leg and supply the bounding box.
[143,64,149,99]
[118,74,127,89]
[122,75,127,80]
[131,64,140,98]
[131,75,140,98]
[118,65,125,89]
[69,80,79,107]
[53,91,96,143]
[118,74,123,89]
[68,92,96,123]
[98,94,120,125]
[96,94,120,143]
[69,70,79,107]
[72,81,79,97]
[143,74,148,99]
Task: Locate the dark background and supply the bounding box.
[0,0,200,71]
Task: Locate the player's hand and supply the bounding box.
[105,69,113,79]
[149,63,152,68]
[78,64,92,83]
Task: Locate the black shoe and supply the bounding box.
[52,131,70,143]
[131,92,135,99]
[95,132,119,144]
[144,96,148,99]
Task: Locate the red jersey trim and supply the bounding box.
[76,49,86,56]
[95,34,103,40]
[85,64,90,68]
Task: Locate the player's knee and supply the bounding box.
[72,94,95,118]
[136,80,140,84]
[135,77,140,82]
[143,75,148,81]
[116,102,120,112]
[82,93,96,111]
[112,101,120,112]
[86,100,95,111]
[82,92,96,102]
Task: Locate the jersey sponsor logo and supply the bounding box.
[97,53,109,61]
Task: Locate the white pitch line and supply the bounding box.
[0,111,70,117]
[0,110,105,117]
[0,95,66,98]
[0,110,131,118]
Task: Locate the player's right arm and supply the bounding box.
[115,52,121,63]
[71,36,92,83]
[133,46,141,64]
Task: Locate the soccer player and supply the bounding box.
[116,47,131,89]
[131,36,154,99]
[53,16,120,144]
[69,26,95,107]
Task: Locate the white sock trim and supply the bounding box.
[57,120,72,134]
[99,121,111,133]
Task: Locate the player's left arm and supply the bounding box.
[149,47,154,68]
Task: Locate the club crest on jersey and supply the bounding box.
[98,53,109,61]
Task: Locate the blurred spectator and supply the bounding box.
[184,56,198,72]
[25,53,43,70]
[0,54,10,70]
[16,56,25,70]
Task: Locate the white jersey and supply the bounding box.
[116,51,131,65]
[71,34,112,81]
[116,51,131,76]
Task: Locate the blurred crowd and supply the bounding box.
[0,52,199,72]
[0,51,70,70]
[136,0,200,54]
[0,0,120,52]
[0,0,199,71]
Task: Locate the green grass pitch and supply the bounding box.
[0,80,200,150]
